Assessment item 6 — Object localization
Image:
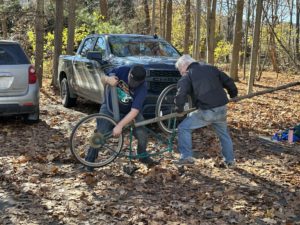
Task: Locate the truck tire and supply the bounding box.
[61,78,77,107]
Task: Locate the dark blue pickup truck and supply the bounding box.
[57,34,181,117]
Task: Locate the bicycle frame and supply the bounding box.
[124,117,178,160]
[120,107,196,161]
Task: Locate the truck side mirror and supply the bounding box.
[87,51,103,63]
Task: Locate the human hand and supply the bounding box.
[175,105,183,113]
[106,76,119,86]
[113,124,123,137]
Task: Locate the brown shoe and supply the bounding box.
[139,157,159,168]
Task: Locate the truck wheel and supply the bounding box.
[61,78,77,107]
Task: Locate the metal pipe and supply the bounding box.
[110,86,120,121]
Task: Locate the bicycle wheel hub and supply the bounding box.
[89,132,105,148]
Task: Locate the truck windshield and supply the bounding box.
[108,36,180,57]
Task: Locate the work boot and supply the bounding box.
[139,157,159,168]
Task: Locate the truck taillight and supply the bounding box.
[29,65,37,84]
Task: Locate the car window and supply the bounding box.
[80,38,95,57]
[0,44,30,65]
[94,37,106,55]
[108,36,180,57]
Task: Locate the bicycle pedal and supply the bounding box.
[123,165,139,176]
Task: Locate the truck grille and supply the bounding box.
[147,69,180,93]
[149,70,180,78]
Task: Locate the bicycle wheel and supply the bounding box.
[155,84,193,134]
[70,113,123,168]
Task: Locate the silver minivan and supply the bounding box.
[0,40,39,123]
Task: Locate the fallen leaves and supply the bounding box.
[0,73,300,224]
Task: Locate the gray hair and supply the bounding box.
[175,54,196,69]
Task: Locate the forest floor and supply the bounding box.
[0,71,299,225]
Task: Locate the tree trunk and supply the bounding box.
[247,0,263,94]
[67,0,76,55]
[183,0,191,54]
[100,0,108,21]
[268,29,279,73]
[268,0,279,73]
[0,0,7,39]
[296,0,300,61]
[151,0,156,34]
[35,0,44,88]
[206,0,217,65]
[229,0,244,81]
[159,0,162,36]
[165,0,172,42]
[193,0,201,60]
[288,0,293,47]
[143,0,151,34]
[51,0,64,87]
[226,0,235,44]
[243,0,251,79]
[162,0,167,38]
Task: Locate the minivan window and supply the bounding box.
[0,44,30,65]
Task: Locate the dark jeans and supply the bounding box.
[85,103,149,164]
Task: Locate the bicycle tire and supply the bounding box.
[155,84,193,134]
[70,113,123,168]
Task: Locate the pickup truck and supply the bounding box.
[57,34,181,117]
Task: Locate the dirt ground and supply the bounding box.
[0,71,299,225]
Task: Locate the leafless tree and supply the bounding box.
[206,0,217,65]
[100,0,108,21]
[247,0,263,94]
[67,0,76,55]
[35,0,44,87]
[0,0,7,39]
[229,0,244,81]
[193,0,201,60]
[151,0,156,34]
[165,0,172,42]
[52,0,64,87]
[143,0,151,34]
[184,0,191,54]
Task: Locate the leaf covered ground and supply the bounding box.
[0,72,299,225]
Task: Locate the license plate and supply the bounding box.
[0,75,13,90]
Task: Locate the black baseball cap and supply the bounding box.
[128,65,146,88]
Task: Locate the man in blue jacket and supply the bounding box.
[174,55,238,167]
[85,65,158,170]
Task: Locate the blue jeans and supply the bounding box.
[177,105,234,163]
[85,104,149,163]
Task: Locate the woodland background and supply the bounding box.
[0,0,299,88]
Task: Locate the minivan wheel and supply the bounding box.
[61,78,77,107]
[24,106,40,124]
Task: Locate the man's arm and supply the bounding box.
[112,108,139,136]
[174,77,192,113]
[219,71,238,98]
